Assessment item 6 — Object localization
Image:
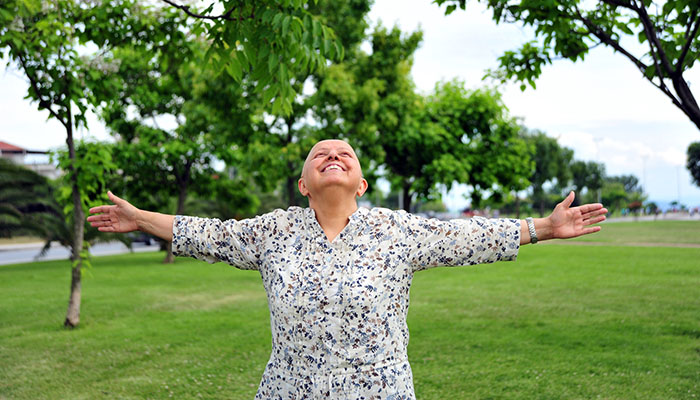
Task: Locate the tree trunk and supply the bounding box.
[402,181,412,212]
[163,242,174,264]
[539,198,545,217]
[572,187,581,207]
[163,163,191,264]
[514,192,521,219]
[64,105,84,328]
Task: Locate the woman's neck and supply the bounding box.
[309,195,358,242]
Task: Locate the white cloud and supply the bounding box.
[658,147,687,167]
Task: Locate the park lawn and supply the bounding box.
[0,245,698,399]
[566,220,700,245]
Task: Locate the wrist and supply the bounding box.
[135,209,147,232]
[539,216,554,241]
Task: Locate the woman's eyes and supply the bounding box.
[314,151,352,158]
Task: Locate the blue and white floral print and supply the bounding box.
[173,206,520,399]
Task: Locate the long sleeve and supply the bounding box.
[390,211,520,272]
[171,212,276,270]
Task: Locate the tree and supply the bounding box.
[435,0,700,131]
[688,142,700,187]
[315,24,424,210]
[0,0,148,327]
[606,174,643,193]
[47,141,128,256]
[523,131,574,216]
[159,0,347,116]
[601,181,629,214]
[318,25,531,211]
[100,11,261,262]
[237,0,372,207]
[423,81,532,210]
[601,174,645,214]
[570,160,605,204]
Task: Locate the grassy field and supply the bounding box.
[566,220,700,245]
[1,221,699,399]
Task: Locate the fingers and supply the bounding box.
[577,203,605,214]
[88,191,122,215]
[107,190,123,205]
[88,205,114,215]
[87,213,114,222]
[583,215,606,225]
[88,218,112,227]
[560,191,575,208]
[581,226,602,235]
[581,207,608,220]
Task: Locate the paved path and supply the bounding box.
[541,241,700,248]
[605,214,700,223]
[0,241,160,266]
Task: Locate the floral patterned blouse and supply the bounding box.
[173,206,520,399]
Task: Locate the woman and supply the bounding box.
[88,139,607,399]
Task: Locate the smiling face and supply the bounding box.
[298,139,368,201]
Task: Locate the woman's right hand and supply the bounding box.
[87,191,141,233]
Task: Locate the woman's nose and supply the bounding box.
[326,151,339,160]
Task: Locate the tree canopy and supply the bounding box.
[317,24,531,211]
[435,0,700,131]
[159,0,348,116]
[0,0,150,327]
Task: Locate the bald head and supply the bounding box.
[297,139,368,201]
[301,139,362,178]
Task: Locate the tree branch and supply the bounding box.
[572,5,684,111]
[636,0,675,76]
[676,11,700,75]
[572,7,646,72]
[640,18,670,95]
[9,43,69,130]
[159,0,250,21]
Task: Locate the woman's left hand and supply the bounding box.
[549,191,608,239]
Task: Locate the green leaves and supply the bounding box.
[195,1,345,116]
[433,0,700,130]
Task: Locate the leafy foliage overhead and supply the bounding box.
[435,0,700,131]
[160,0,347,116]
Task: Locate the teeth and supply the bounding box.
[325,165,342,171]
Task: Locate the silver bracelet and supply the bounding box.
[526,217,538,244]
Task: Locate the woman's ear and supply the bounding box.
[356,179,368,197]
[298,178,309,197]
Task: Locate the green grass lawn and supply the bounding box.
[1,241,699,399]
[567,220,700,245]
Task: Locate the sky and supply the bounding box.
[2,0,700,210]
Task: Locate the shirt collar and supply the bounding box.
[304,206,369,241]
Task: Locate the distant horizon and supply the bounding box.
[10,150,700,213]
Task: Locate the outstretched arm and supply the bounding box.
[87,191,175,241]
[520,191,607,245]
